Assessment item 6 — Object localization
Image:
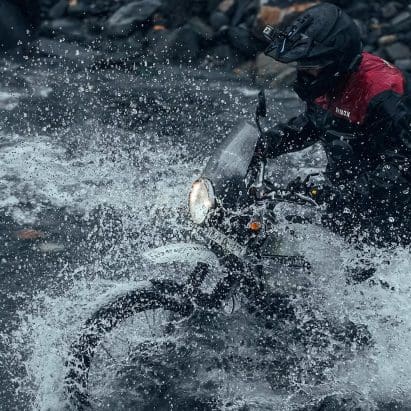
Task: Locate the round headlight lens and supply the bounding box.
[189,178,215,225]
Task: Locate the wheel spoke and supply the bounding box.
[65,286,189,409]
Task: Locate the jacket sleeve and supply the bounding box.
[264,112,322,158]
[340,90,411,209]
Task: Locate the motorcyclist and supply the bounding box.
[256,2,411,246]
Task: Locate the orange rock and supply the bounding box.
[257,2,319,27]
[218,0,235,13]
[16,229,46,240]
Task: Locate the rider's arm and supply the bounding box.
[334,91,411,209]
[264,112,321,158]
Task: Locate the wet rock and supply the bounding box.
[395,58,411,71]
[391,10,411,26]
[105,0,162,38]
[30,0,411,74]
[204,44,241,70]
[378,34,398,47]
[40,18,84,40]
[384,42,411,61]
[187,17,214,41]
[209,10,229,31]
[227,25,261,59]
[35,38,102,68]
[16,229,45,240]
[256,3,318,28]
[168,25,201,63]
[48,0,68,19]
[381,1,406,20]
[67,0,91,18]
[145,29,173,63]
[0,0,40,53]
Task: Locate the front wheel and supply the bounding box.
[64,282,193,410]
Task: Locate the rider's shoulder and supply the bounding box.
[353,52,405,101]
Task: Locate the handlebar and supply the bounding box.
[247,159,318,207]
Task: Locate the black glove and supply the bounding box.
[287,176,343,206]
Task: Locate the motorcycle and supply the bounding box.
[64,91,340,409]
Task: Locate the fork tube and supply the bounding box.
[257,160,266,187]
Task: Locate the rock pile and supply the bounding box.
[30,1,411,78]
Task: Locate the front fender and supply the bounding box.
[142,242,220,268]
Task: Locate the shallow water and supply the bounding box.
[1,55,410,411]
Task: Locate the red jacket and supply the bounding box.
[314,52,406,125]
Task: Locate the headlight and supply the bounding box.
[189,178,215,225]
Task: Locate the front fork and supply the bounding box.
[186,257,266,311]
[151,255,294,321]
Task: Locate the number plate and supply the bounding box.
[205,228,246,258]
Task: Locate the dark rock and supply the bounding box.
[14,0,41,30]
[48,0,68,19]
[384,42,411,61]
[105,0,162,38]
[144,29,173,63]
[391,10,411,26]
[67,0,91,18]
[209,11,230,31]
[378,34,398,47]
[0,0,40,53]
[168,25,201,63]
[101,31,145,55]
[187,17,214,41]
[227,25,261,59]
[395,58,411,71]
[204,44,241,69]
[381,2,405,19]
[39,18,90,43]
[35,38,102,68]
[85,17,106,35]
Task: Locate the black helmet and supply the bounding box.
[263,3,362,100]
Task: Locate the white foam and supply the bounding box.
[3,127,411,410]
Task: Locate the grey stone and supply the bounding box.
[48,0,67,19]
[168,25,201,63]
[35,38,101,67]
[0,0,34,53]
[381,2,404,19]
[105,0,161,38]
[395,58,411,71]
[205,44,241,69]
[209,11,229,31]
[187,17,214,40]
[390,10,411,25]
[227,25,260,59]
[384,42,411,61]
[67,1,91,18]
